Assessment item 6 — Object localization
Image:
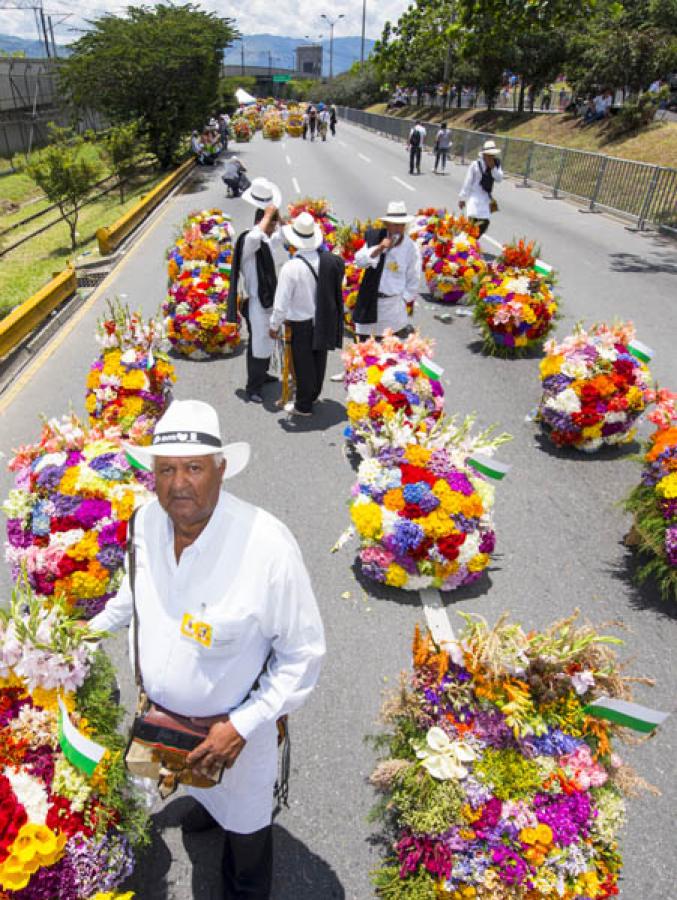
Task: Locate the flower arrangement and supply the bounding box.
[243,107,262,131]
[624,390,677,600]
[342,332,445,454]
[0,584,150,896]
[167,210,234,282]
[495,238,538,272]
[538,322,653,453]
[411,211,485,304]
[3,415,152,618]
[471,269,559,355]
[85,301,175,441]
[371,611,649,899]
[232,118,252,142]
[335,220,372,333]
[287,197,338,252]
[263,117,284,140]
[164,266,240,358]
[286,114,304,137]
[349,413,510,591]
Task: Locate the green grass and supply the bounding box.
[0,168,165,317]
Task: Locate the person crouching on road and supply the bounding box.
[458,139,503,236]
[227,177,283,404]
[268,212,345,417]
[352,201,421,341]
[89,399,326,900]
[221,156,249,198]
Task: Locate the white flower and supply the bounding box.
[5,768,49,823]
[416,727,475,780]
[604,411,627,424]
[347,381,373,405]
[561,359,589,380]
[504,276,531,295]
[357,458,383,485]
[581,438,603,453]
[458,531,481,565]
[380,508,400,534]
[120,348,137,365]
[50,528,86,550]
[381,365,408,391]
[571,670,595,696]
[546,388,581,414]
[33,451,68,474]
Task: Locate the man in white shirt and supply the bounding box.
[407,121,426,175]
[353,200,421,339]
[269,212,344,417]
[90,399,325,900]
[227,177,283,403]
[458,139,503,236]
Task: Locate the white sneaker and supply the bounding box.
[330,372,344,382]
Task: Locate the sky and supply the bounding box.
[3,0,411,45]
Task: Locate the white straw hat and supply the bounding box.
[282,211,323,250]
[124,400,250,479]
[242,177,282,210]
[381,200,415,224]
[481,140,502,156]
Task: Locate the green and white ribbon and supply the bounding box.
[534,259,552,276]
[420,357,444,381]
[583,697,669,734]
[467,453,511,481]
[58,699,106,777]
[627,340,654,364]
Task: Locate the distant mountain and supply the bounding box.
[0,32,70,58]
[223,33,375,76]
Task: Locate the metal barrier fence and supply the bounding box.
[338,107,677,235]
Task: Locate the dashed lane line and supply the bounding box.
[391,175,415,192]
[358,153,371,163]
[285,155,292,166]
[292,176,301,194]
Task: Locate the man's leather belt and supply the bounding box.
[378,292,397,298]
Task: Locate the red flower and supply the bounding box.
[46,795,94,838]
[0,774,27,862]
[400,464,437,488]
[437,533,466,560]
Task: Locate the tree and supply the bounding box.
[26,125,101,251]
[102,121,143,203]
[60,4,238,167]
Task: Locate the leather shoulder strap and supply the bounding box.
[128,508,143,690]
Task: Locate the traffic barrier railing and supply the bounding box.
[96,156,196,255]
[338,107,677,235]
[0,264,77,360]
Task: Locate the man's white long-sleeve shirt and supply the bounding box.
[459,156,503,219]
[90,491,325,741]
[241,224,280,358]
[354,235,421,301]
[269,250,319,332]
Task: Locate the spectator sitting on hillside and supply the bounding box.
[191,130,206,165]
[584,90,613,125]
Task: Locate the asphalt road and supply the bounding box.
[1,120,676,900]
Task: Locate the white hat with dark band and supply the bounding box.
[282,211,323,250]
[242,177,282,210]
[381,200,415,224]
[124,400,250,479]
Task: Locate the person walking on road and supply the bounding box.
[308,105,318,141]
[433,123,452,173]
[329,104,337,136]
[407,121,426,174]
[458,139,503,236]
[353,200,421,340]
[269,212,344,417]
[90,399,325,900]
[227,177,283,404]
[318,108,330,141]
[302,109,309,140]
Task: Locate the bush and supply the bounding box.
[607,86,669,138]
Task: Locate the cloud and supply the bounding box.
[4,0,411,44]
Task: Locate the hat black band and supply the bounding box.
[152,431,222,448]
[385,212,408,218]
[292,225,316,240]
[251,192,272,203]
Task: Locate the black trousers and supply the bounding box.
[242,301,270,394]
[289,319,327,413]
[469,216,490,236]
[434,148,449,170]
[222,825,273,899]
[409,145,422,173]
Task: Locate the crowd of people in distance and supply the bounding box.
[191,113,231,165]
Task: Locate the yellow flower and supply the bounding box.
[347,401,369,423]
[68,531,100,562]
[102,350,122,375]
[577,871,600,894]
[460,494,483,518]
[582,424,603,440]
[111,489,136,521]
[432,481,462,515]
[120,396,145,419]
[626,386,645,409]
[404,445,433,467]
[121,369,149,391]
[0,825,66,890]
[416,510,455,539]
[86,370,101,390]
[657,472,677,499]
[539,354,564,379]
[85,394,98,414]
[31,687,75,714]
[467,553,490,572]
[58,467,81,496]
[366,365,382,385]
[385,563,408,587]
[350,501,382,539]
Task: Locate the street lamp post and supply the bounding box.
[321,13,344,81]
[360,0,366,65]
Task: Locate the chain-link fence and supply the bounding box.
[338,107,677,235]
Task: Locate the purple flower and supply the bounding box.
[418,492,441,513]
[429,449,455,478]
[360,560,387,583]
[479,530,496,554]
[52,493,83,517]
[35,465,66,490]
[446,472,474,496]
[96,544,125,570]
[534,791,591,845]
[665,525,677,567]
[75,498,112,529]
[6,519,33,549]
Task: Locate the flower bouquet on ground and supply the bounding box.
[371,611,653,899]
[286,114,304,137]
[263,117,284,141]
[471,269,559,355]
[624,390,677,600]
[163,266,240,358]
[335,219,381,333]
[0,583,150,897]
[85,301,175,441]
[287,197,338,251]
[232,118,252,143]
[3,415,152,618]
[348,413,510,591]
[342,331,445,455]
[167,210,234,282]
[538,322,653,453]
[411,212,485,304]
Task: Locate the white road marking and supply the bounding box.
[358,152,371,163]
[285,155,292,165]
[292,176,301,194]
[419,589,456,647]
[481,234,503,250]
[392,175,415,192]
[339,140,347,147]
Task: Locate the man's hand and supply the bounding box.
[269,325,280,339]
[186,719,246,773]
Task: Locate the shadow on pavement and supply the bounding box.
[278,399,346,433]
[533,431,641,460]
[350,559,433,608]
[122,796,188,899]
[271,825,345,899]
[440,568,496,608]
[607,546,677,620]
[169,345,245,362]
[608,251,677,275]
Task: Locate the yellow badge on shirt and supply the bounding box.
[386,260,400,273]
[180,612,213,648]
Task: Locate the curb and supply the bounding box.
[0,266,77,361]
